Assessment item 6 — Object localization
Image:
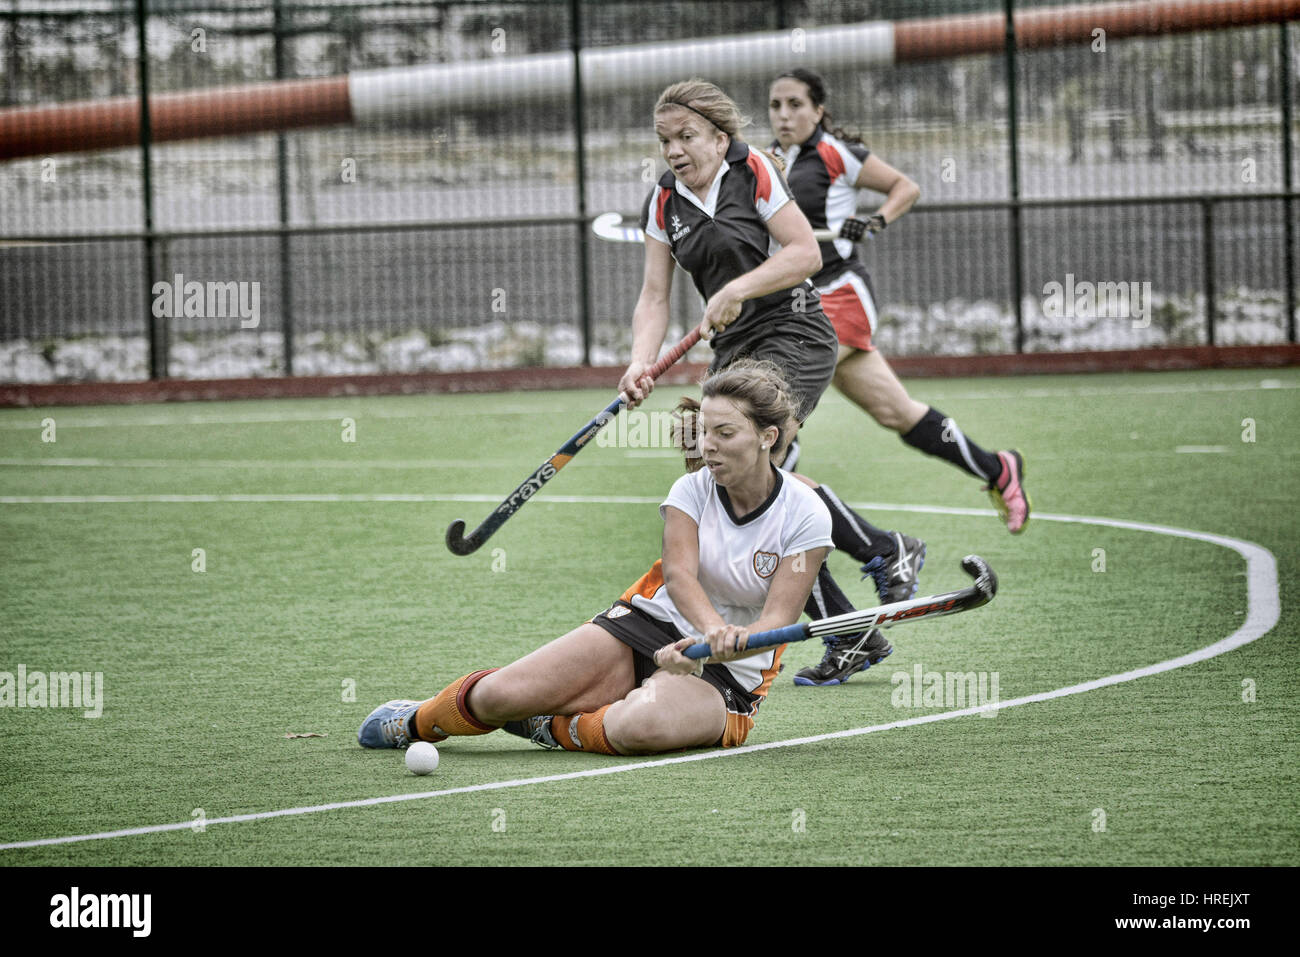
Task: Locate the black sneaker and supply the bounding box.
[502,715,561,749]
[862,532,926,605]
[793,629,893,686]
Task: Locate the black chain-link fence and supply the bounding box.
[1,0,1296,383]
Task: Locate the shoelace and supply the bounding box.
[861,554,889,592]
[383,712,412,748]
[530,718,560,749]
[890,534,913,579]
[828,634,871,667]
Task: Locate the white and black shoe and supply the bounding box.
[793,630,893,686]
[862,532,926,605]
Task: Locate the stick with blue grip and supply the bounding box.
[683,555,998,660]
[445,327,702,556]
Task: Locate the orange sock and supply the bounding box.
[550,704,620,755]
[413,669,499,742]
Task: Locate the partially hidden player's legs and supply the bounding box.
[772,410,902,575]
[792,561,894,686]
[834,346,1031,532]
[785,471,925,606]
[600,671,727,755]
[754,345,925,587]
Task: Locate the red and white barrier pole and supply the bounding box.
[1,0,1297,161]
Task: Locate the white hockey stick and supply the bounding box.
[591,211,862,245]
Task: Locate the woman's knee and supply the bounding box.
[872,399,919,432]
[602,690,666,754]
[604,678,724,754]
[836,352,922,431]
[464,670,527,724]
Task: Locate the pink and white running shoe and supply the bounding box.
[987,450,1031,534]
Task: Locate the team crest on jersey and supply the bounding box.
[606,604,631,619]
[670,214,691,242]
[752,551,779,578]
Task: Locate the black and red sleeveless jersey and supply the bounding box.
[642,138,826,355]
[772,126,871,288]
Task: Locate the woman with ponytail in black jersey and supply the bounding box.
[769,68,1031,538]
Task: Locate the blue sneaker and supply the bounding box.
[357,699,420,749]
[861,532,926,605]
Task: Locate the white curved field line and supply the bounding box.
[0,501,1279,852]
[0,377,1293,431]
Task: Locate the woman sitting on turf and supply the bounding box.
[357,360,832,754]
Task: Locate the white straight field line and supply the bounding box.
[0,502,1278,853]
[0,493,664,505]
[0,405,563,430]
[0,378,1294,432]
[0,409,364,430]
[0,457,684,471]
[0,457,512,471]
[913,380,1298,402]
[9,448,1279,472]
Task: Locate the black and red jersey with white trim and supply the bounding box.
[642,139,826,355]
[772,127,871,288]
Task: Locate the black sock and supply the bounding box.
[900,407,1002,483]
[814,485,895,564]
[805,563,863,646]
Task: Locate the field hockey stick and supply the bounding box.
[683,555,997,660]
[445,327,703,556]
[591,212,858,245]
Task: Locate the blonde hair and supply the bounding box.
[673,359,799,472]
[655,79,746,138]
[654,79,787,173]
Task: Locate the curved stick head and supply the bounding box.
[591,212,621,236]
[960,554,998,601]
[445,519,481,556]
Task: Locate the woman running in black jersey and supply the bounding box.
[618,79,923,686]
[768,68,1031,535]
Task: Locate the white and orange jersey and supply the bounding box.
[626,467,832,696]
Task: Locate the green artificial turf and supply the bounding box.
[0,368,1296,865]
